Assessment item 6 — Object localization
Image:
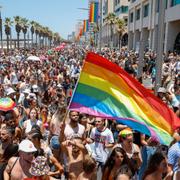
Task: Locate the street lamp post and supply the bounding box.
[155,0,166,94]
[0,6,3,50]
[98,0,102,50]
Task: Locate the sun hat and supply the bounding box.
[29,156,50,176]
[19,139,37,153]
[119,128,133,138]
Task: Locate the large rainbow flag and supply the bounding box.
[69,52,180,145]
[83,20,89,33]
[89,2,99,23]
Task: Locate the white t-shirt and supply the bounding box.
[24,119,42,134]
[90,127,114,163]
[64,123,85,140]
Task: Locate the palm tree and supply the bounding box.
[38,25,44,48]
[30,21,36,48]
[105,13,116,48]
[21,18,29,48]
[48,30,53,48]
[54,32,61,46]
[4,18,13,51]
[34,22,40,47]
[14,16,22,49]
[92,23,99,47]
[43,27,50,47]
[115,18,125,49]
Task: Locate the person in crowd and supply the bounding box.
[60,111,85,141]
[114,128,142,176]
[102,147,133,180]
[0,144,18,180]
[23,108,42,135]
[28,128,64,178]
[142,152,169,180]
[4,139,37,180]
[86,117,114,177]
[79,113,93,138]
[77,155,97,180]
[61,137,88,180]
[0,127,14,157]
[168,136,180,172]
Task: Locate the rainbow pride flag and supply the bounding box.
[69,52,180,145]
[83,20,89,33]
[89,2,99,23]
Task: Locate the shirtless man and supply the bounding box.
[62,137,87,180]
[4,139,37,180]
[0,127,13,158]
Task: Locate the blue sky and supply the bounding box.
[0,0,89,39]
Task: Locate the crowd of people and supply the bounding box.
[0,44,179,180]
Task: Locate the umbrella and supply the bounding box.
[27,56,41,61]
[0,97,16,112]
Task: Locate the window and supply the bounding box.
[130,12,134,22]
[124,18,128,26]
[144,4,149,17]
[121,6,128,13]
[171,0,180,6]
[157,0,168,11]
[136,9,140,20]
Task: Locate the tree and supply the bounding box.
[4,18,13,51]
[34,22,40,47]
[115,17,125,49]
[105,13,116,48]
[14,16,22,49]
[53,32,61,46]
[21,18,29,48]
[30,21,36,48]
[43,27,50,47]
[92,23,99,47]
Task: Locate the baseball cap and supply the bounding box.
[32,85,39,93]
[119,128,133,138]
[19,139,37,153]
[23,88,31,94]
[6,88,16,96]
[50,136,60,150]
[157,87,166,93]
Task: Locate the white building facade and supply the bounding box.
[114,0,130,47]
[128,0,180,53]
[101,0,130,47]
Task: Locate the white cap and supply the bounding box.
[19,139,37,153]
[32,85,39,92]
[27,93,37,100]
[157,87,166,93]
[23,89,31,94]
[6,88,16,96]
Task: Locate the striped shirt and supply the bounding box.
[168,142,180,171]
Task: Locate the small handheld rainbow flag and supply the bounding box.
[89,2,99,23]
[69,52,180,145]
